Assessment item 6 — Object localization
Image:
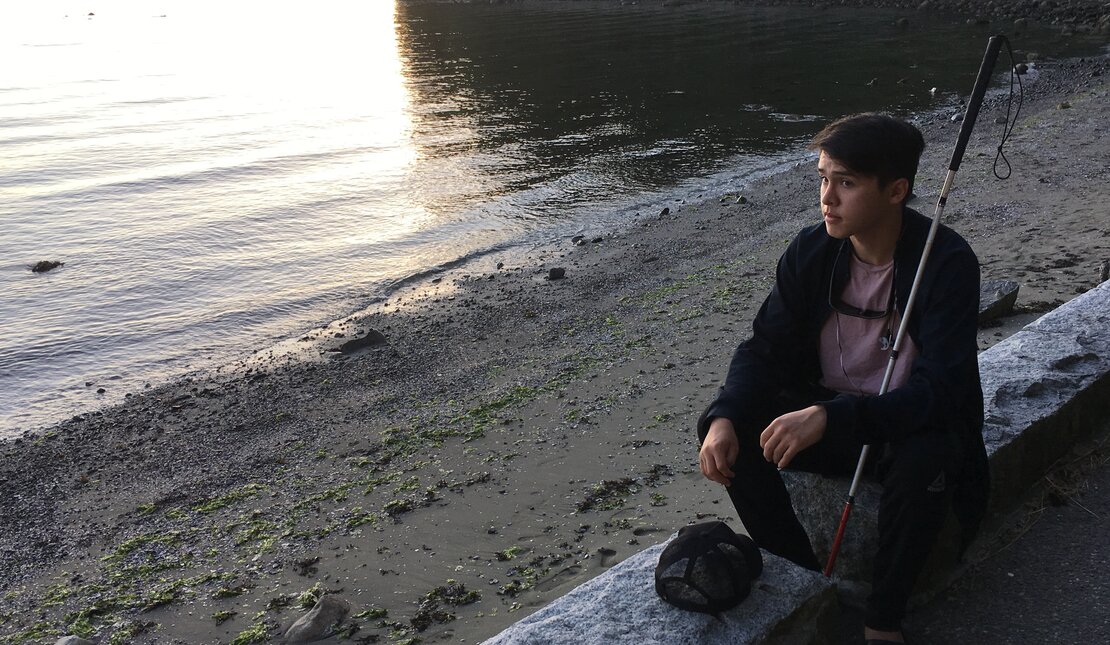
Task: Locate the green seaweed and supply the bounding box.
[384,499,414,517]
[192,483,267,514]
[495,547,520,562]
[291,482,357,511]
[230,612,272,645]
[297,582,325,609]
[355,607,388,620]
[576,478,640,512]
[345,507,378,529]
[1,621,58,643]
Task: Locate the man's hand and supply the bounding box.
[759,405,827,469]
[699,417,739,486]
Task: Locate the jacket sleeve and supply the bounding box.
[697,235,812,443]
[820,240,981,444]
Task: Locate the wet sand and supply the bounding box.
[1,48,1108,645]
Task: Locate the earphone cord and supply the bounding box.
[993,35,1022,180]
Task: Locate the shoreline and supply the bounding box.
[2,50,1108,645]
[8,1,1109,440]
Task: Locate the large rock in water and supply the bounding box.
[481,537,838,645]
[30,260,64,273]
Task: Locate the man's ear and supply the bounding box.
[887,177,910,204]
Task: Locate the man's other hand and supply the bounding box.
[699,417,739,486]
[759,405,827,469]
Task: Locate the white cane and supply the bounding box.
[824,35,1008,577]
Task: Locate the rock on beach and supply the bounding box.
[284,595,351,643]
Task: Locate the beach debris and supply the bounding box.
[950,112,964,122]
[284,595,351,644]
[547,267,566,280]
[411,581,481,632]
[293,556,320,577]
[331,329,387,354]
[30,260,64,273]
[54,637,95,645]
[576,478,639,512]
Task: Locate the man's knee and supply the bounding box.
[876,433,958,525]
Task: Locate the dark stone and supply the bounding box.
[1015,62,1029,75]
[979,280,1021,325]
[548,268,567,280]
[659,207,670,216]
[333,330,388,354]
[30,260,64,273]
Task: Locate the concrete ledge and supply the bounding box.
[484,281,1110,643]
[482,539,838,645]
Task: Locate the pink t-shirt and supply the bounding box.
[819,254,918,395]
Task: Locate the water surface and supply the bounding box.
[0,0,1100,435]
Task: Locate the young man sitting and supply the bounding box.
[696,113,989,643]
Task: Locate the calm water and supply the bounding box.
[0,0,1100,436]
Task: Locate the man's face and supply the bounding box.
[817,151,903,241]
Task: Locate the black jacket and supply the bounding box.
[700,206,989,549]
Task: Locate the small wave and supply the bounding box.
[24,144,390,202]
[767,112,824,123]
[111,96,206,107]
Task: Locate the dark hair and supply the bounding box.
[810,113,925,199]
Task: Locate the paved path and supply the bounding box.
[835,437,1110,643]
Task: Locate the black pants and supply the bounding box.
[711,388,955,631]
